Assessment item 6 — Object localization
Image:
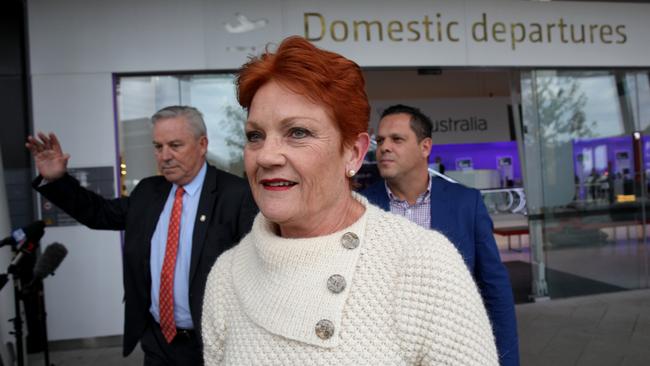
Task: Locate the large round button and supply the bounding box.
[315,319,335,340]
[341,232,359,249]
[327,274,346,294]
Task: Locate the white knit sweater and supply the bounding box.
[202,195,497,365]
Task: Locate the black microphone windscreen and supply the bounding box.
[33,242,68,280]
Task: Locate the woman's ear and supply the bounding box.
[345,132,370,174]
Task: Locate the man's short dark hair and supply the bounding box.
[380,104,432,142]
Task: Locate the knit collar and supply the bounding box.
[231,193,372,348]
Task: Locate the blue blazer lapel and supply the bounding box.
[429,177,455,235]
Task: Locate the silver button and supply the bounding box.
[341,232,359,249]
[315,319,335,340]
[327,274,346,294]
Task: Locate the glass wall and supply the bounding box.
[522,70,650,298]
[115,74,245,195]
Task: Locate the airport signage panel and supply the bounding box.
[207,0,650,68]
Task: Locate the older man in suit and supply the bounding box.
[26,106,257,365]
[361,104,519,366]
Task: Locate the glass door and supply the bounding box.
[521,70,650,299]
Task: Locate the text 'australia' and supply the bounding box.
[433,117,488,133]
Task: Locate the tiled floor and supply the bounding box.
[26,288,650,366]
[517,289,650,366]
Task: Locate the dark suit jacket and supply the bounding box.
[34,164,257,356]
[361,177,519,366]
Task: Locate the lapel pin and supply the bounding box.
[200,215,206,222]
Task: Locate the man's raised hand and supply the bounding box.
[26,132,70,181]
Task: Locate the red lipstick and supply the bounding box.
[260,178,297,191]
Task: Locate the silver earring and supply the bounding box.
[347,169,356,177]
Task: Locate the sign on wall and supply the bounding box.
[371,98,511,144]
[203,0,650,68]
[29,0,650,74]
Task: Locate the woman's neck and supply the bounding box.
[277,195,365,238]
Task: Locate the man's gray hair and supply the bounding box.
[151,105,207,138]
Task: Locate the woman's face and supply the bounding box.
[244,81,360,237]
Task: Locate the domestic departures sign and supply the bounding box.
[304,12,627,51]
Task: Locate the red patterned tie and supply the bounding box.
[159,186,184,343]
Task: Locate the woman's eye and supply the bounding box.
[246,131,263,142]
[290,128,310,139]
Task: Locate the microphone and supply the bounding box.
[32,243,68,282]
[6,221,46,274]
[1,221,45,248]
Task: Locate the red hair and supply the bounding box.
[237,36,369,149]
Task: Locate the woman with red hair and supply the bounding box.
[201,36,497,365]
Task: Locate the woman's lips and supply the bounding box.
[260,178,297,191]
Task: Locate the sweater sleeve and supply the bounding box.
[399,230,499,366]
[201,250,233,364]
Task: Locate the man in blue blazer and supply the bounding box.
[361,104,519,366]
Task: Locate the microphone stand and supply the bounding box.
[34,280,53,366]
[9,272,25,366]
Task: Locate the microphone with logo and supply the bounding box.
[1,220,46,248]
[0,221,45,290]
[1,221,46,290]
[4,221,46,275]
